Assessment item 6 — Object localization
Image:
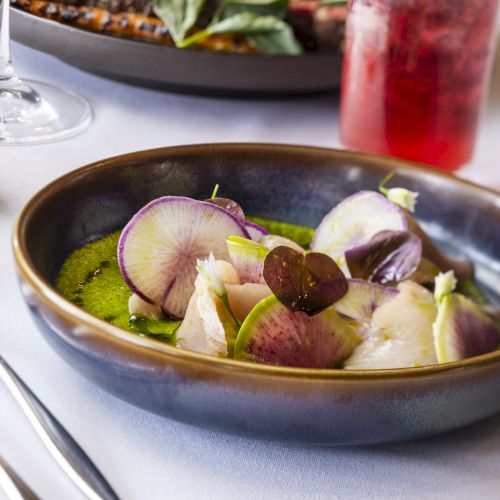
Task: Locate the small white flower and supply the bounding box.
[434,271,457,304]
[385,187,419,212]
[196,253,226,297]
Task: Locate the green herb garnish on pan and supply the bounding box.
[154,0,303,54]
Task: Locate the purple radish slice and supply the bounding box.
[206,197,245,222]
[118,196,249,319]
[345,230,422,285]
[433,293,500,363]
[404,213,474,281]
[263,246,348,316]
[227,236,268,284]
[482,304,500,322]
[234,296,360,368]
[334,279,398,323]
[245,220,269,242]
[311,191,407,265]
[334,279,399,340]
[261,234,305,253]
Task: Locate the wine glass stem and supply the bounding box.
[0,0,15,82]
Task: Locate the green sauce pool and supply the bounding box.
[56,219,314,344]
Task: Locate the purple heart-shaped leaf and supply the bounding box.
[345,230,422,285]
[263,246,348,316]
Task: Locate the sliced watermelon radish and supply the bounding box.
[118,196,249,318]
[245,220,269,241]
[334,279,399,327]
[433,293,500,363]
[311,191,408,265]
[234,296,360,368]
[261,234,305,253]
[227,236,268,284]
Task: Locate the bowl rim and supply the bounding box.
[12,143,500,380]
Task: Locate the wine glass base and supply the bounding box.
[0,79,91,145]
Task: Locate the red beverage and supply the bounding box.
[340,0,499,171]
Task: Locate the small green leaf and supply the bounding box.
[153,0,207,42]
[178,12,303,54]
[220,0,289,20]
[319,0,347,5]
[246,29,301,55]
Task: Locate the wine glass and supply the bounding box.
[0,0,91,144]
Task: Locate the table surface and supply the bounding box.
[1,40,500,500]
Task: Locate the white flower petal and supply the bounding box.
[196,252,227,297]
[434,271,457,304]
[386,188,419,212]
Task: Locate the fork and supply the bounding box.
[0,355,119,500]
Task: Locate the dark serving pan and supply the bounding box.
[11,7,343,97]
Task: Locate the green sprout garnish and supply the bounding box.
[210,184,220,199]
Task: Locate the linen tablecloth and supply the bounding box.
[1,40,500,500]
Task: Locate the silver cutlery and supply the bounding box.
[0,356,119,500]
[0,456,39,500]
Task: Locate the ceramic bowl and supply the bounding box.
[13,144,500,445]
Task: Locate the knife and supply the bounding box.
[0,356,119,500]
[0,456,39,500]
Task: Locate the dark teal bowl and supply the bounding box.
[13,144,500,445]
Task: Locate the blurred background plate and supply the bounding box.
[10,7,343,97]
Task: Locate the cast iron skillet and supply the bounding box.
[10,8,342,97]
[13,144,500,445]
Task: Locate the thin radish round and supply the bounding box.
[261,234,304,253]
[234,296,360,368]
[311,191,407,264]
[334,279,399,324]
[433,293,500,363]
[245,220,269,241]
[118,196,249,318]
[227,236,268,284]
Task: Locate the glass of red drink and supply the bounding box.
[340,0,499,171]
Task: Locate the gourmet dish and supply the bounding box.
[56,177,500,369]
[12,0,346,55]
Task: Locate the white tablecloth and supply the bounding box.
[1,40,500,500]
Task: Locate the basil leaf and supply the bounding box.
[153,0,207,42]
[220,0,289,20]
[246,29,301,54]
[319,0,347,5]
[179,12,302,54]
